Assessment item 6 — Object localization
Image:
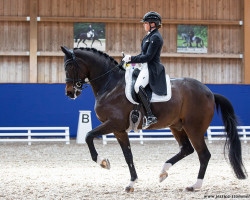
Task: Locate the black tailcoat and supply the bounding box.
[130,29,167,95]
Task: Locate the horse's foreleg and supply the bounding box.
[114,131,138,192]
[159,128,194,183]
[85,120,114,169]
[77,39,82,48]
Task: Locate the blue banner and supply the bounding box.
[0,84,249,137]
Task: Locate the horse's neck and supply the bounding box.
[90,64,124,98]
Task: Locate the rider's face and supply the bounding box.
[143,22,150,32]
[143,22,155,32]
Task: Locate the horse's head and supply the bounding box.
[61,46,88,99]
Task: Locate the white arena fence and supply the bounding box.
[103,128,175,145]
[0,127,70,145]
[207,126,250,144]
[102,126,250,145]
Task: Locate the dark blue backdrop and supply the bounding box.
[0,83,249,137]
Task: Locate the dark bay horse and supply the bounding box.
[182,33,204,48]
[61,46,247,192]
[75,30,104,48]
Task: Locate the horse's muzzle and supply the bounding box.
[66,90,75,99]
[65,85,81,99]
[66,90,82,99]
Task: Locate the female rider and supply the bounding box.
[123,11,167,129]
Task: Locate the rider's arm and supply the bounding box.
[130,35,161,63]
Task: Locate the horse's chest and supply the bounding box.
[94,89,125,122]
[94,100,112,122]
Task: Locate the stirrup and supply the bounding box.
[142,116,158,129]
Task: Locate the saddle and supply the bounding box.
[125,63,172,105]
[87,31,94,38]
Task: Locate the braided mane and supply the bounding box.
[74,47,118,65]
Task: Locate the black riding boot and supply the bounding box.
[138,86,157,129]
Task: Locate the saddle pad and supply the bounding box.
[125,64,172,105]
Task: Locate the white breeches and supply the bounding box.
[134,63,149,93]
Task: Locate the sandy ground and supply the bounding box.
[0,139,249,200]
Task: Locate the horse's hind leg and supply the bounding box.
[82,39,87,47]
[114,131,138,192]
[159,128,194,182]
[98,39,102,46]
[183,125,211,191]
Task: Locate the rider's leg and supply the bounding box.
[134,63,157,129]
[137,86,157,129]
[134,63,149,93]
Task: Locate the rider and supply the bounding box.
[87,24,94,38]
[122,11,167,129]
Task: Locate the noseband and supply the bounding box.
[64,49,87,91]
[64,49,124,91]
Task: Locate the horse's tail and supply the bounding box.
[201,38,204,47]
[214,93,247,179]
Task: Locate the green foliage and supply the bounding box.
[74,23,105,39]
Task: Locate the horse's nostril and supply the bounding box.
[66,91,73,96]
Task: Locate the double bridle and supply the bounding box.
[64,49,124,91]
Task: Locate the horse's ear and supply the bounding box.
[61,46,72,57]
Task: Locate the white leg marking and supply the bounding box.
[96,155,103,165]
[186,179,203,191]
[128,179,137,188]
[159,163,172,183]
[161,163,172,172]
[125,179,138,192]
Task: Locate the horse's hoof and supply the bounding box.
[185,187,194,192]
[125,186,134,193]
[100,158,110,170]
[159,172,168,183]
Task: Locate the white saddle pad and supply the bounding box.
[87,31,94,38]
[125,63,172,105]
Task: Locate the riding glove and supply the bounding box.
[122,55,131,63]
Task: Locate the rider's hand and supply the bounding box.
[122,55,131,63]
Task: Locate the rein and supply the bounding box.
[64,49,124,91]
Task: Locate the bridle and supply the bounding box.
[64,49,124,91]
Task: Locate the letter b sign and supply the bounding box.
[77,111,92,144]
[82,114,90,123]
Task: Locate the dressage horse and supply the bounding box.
[61,46,247,192]
[182,33,204,48]
[75,29,104,48]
